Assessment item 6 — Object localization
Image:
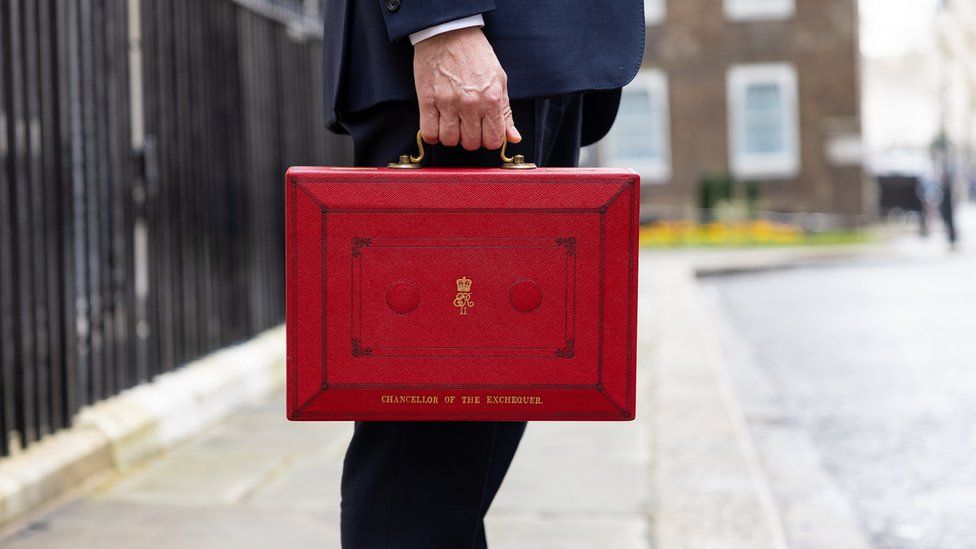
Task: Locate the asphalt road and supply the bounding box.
[708,247,976,548]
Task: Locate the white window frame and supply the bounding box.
[601,69,672,184]
[727,63,800,180]
[644,0,666,25]
[724,0,795,22]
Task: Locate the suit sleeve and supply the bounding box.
[377,0,496,42]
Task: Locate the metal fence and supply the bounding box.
[0,0,350,458]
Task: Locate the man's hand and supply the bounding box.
[413,27,521,151]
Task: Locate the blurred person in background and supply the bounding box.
[319,1,644,547]
[931,136,959,250]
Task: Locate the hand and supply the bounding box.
[413,26,521,151]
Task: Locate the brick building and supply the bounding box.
[590,0,867,216]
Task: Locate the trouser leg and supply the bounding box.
[337,95,583,549]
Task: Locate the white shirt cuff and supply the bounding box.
[409,14,485,46]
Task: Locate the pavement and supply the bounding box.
[0,252,772,549]
[1,207,969,549]
[707,232,976,548]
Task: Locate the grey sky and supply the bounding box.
[860,0,939,58]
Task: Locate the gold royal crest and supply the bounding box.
[453,276,474,315]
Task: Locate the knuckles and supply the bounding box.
[438,87,506,113]
[418,91,438,108]
[483,88,504,105]
[457,93,481,112]
[434,94,454,109]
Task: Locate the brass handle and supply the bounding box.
[387,131,536,169]
[386,131,426,169]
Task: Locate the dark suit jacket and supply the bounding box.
[322,0,644,146]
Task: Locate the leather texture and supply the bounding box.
[286,166,639,421]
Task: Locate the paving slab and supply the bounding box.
[643,259,786,549]
[1,499,341,549]
[485,513,649,549]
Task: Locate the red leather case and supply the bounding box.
[286,167,639,421]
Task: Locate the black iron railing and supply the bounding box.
[0,0,350,458]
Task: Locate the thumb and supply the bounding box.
[502,102,521,143]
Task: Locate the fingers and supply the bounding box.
[460,108,483,151]
[482,102,507,150]
[432,104,520,151]
[419,100,440,145]
[438,109,461,147]
[418,87,518,151]
[503,103,521,143]
[482,118,503,150]
[506,125,522,144]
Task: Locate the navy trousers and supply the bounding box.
[338,94,584,549]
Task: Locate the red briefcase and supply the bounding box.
[286,148,639,421]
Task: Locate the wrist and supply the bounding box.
[410,14,485,46]
[415,26,484,56]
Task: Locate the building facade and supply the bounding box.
[936,0,976,197]
[591,0,866,217]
